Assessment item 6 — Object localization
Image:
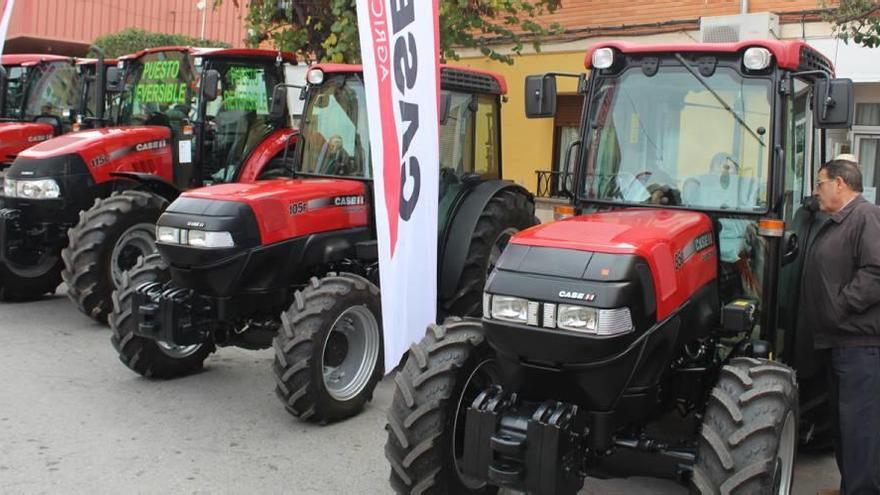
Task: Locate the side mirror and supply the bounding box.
[782,230,799,266]
[524,74,557,118]
[439,91,452,125]
[270,85,287,123]
[814,78,854,129]
[202,69,221,102]
[105,67,122,93]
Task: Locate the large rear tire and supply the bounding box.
[385,317,499,495]
[691,357,798,495]
[63,190,167,323]
[110,254,214,378]
[441,189,537,317]
[273,273,383,423]
[0,257,62,301]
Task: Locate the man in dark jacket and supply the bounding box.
[802,158,880,495]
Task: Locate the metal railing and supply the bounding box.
[535,170,574,198]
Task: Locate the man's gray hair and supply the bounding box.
[820,159,864,193]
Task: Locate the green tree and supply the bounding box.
[226,0,561,64]
[824,0,880,48]
[91,28,230,58]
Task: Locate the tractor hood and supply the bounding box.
[0,122,55,165]
[172,178,370,246]
[505,208,717,321]
[10,126,174,185]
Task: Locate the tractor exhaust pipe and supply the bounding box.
[90,45,106,128]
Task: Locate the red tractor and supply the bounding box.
[0,54,113,169]
[109,64,537,423]
[385,40,854,494]
[0,47,299,307]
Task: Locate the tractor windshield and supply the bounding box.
[296,75,371,178]
[198,58,283,183]
[1,65,27,119]
[22,61,81,124]
[119,50,197,128]
[582,66,772,213]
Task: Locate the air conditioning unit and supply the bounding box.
[700,12,780,43]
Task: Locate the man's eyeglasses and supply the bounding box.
[815,178,836,189]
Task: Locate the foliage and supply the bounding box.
[91,28,230,58]
[223,0,561,64]
[824,0,880,48]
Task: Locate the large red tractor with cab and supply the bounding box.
[110,63,537,424]
[385,40,854,494]
[0,54,114,169]
[0,46,299,308]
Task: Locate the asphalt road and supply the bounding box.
[0,290,840,494]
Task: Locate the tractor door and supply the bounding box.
[22,61,81,135]
[194,58,283,185]
[1,65,26,119]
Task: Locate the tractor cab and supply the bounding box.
[383,40,854,495]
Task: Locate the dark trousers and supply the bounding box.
[827,346,880,495]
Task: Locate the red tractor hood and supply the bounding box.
[19,126,171,159]
[181,178,370,245]
[0,122,55,164]
[512,208,718,320]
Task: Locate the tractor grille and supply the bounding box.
[441,68,502,95]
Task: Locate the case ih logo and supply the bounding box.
[27,134,52,143]
[675,232,715,271]
[334,195,365,207]
[559,291,597,302]
[135,140,168,152]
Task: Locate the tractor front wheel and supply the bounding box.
[691,357,798,495]
[0,256,62,301]
[62,190,167,323]
[110,254,214,378]
[385,317,499,494]
[273,273,383,423]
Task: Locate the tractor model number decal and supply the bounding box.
[289,202,307,215]
[135,140,168,152]
[559,291,597,302]
[334,195,365,207]
[90,154,109,168]
[674,232,714,271]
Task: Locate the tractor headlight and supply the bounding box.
[3,178,61,199]
[743,47,772,71]
[491,295,530,324]
[591,47,616,69]
[157,226,181,244]
[558,304,633,336]
[307,69,324,85]
[186,229,234,248]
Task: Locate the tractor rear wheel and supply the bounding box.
[385,317,499,494]
[0,256,62,301]
[691,357,798,495]
[63,190,167,324]
[110,254,213,378]
[441,189,537,317]
[273,273,383,423]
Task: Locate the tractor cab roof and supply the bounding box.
[118,46,211,62]
[201,48,297,64]
[75,58,118,66]
[586,39,833,76]
[1,54,71,67]
[309,63,508,95]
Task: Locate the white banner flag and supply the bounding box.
[356,0,441,372]
[0,0,15,57]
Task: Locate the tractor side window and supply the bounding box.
[783,79,812,220]
[3,66,26,119]
[439,92,474,178]
[199,62,280,184]
[474,94,500,179]
[297,76,371,179]
[24,62,81,126]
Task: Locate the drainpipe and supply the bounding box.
[741,0,748,14]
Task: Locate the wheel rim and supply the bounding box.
[487,227,518,275]
[321,305,380,402]
[451,358,501,490]
[4,247,59,279]
[774,411,797,495]
[111,223,156,287]
[157,341,202,359]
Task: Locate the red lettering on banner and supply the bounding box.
[368,0,402,255]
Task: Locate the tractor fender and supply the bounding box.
[438,180,533,300]
[237,128,298,183]
[110,172,181,202]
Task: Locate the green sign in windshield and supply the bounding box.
[135,60,187,104]
[221,66,269,113]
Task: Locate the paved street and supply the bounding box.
[0,290,839,494]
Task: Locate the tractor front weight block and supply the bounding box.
[133,282,210,346]
[463,386,586,495]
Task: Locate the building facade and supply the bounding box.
[454,0,880,218]
[5,0,249,55]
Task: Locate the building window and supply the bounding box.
[856,103,880,126]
